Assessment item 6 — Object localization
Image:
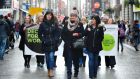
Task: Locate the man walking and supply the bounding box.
[0,15,10,60]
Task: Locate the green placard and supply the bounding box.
[102,34,115,51]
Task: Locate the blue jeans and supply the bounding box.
[88,50,99,77]
[45,51,54,69]
[138,32,140,44]
[134,37,139,47]
[0,37,7,59]
[118,37,124,51]
[15,32,19,39]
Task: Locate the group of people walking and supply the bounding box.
[1,8,139,79]
[17,9,106,79]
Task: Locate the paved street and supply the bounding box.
[0,40,140,79]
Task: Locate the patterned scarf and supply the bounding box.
[67,19,79,31]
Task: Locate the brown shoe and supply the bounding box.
[48,69,50,76]
[49,69,54,77]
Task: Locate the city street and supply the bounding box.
[0,40,140,79]
[0,0,140,79]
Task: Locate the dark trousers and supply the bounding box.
[54,56,57,66]
[82,56,86,66]
[105,56,116,67]
[98,56,101,66]
[65,47,80,77]
[134,37,139,50]
[23,51,31,65]
[23,55,31,65]
[36,55,44,64]
[118,37,124,51]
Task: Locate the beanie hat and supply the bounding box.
[91,15,101,25]
[70,10,78,17]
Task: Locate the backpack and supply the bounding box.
[119,27,125,37]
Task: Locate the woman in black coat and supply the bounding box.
[85,15,104,78]
[61,12,84,79]
[38,11,60,77]
[19,15,33,68]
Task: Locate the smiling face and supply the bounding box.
[81,17,87,24]
[25,16,31,24]
[91,18,97,26]
[108,18,113,24]
[38,15,44,22]
[46,14,52,21]
[70,15,77,23]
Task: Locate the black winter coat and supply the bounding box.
[61,22,84,57]
[19,24,26,51]
[85,25,104,53]
[19,24,33,52]
[38,20,60,52]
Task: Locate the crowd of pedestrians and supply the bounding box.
[0,7,140,79]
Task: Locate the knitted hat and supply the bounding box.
[70,10,78,17]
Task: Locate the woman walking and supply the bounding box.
[38,11,60,77]
[35,14,45,68]
[85,15,104,78]
[19,15,33,68]
[61,11,84,79]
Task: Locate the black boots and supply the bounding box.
[24,61,30,68]
[134,46,139,51]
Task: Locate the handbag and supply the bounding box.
[73,38,84,49]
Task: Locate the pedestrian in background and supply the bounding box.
[14,20,20,40]
[38,10,60,77]
[80,16,88,67]
[0,15,10,60]
[61,10,84,79]
[35,14,44,68]
[85,15,104,78]
[132,20,139,51]
[118,20,126,52]
[62,16,69,66]
[19,15,33,68]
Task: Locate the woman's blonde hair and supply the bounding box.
[81,16,88,23]
[36,13,44,24]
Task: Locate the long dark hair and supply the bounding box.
[91,15,101,26]
[43,11,54,22]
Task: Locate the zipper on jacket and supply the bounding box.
[92,28,96,48]
[50,26,53,50]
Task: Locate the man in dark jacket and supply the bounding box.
[132,20,140,51]
[0,15,10,60]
